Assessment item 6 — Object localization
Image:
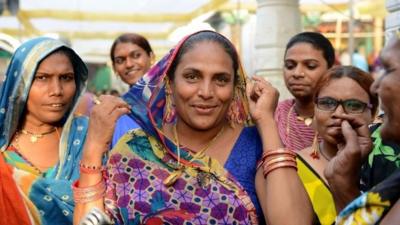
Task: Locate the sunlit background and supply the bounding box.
[0,0,392,94]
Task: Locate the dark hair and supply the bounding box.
[285,32,335,68]
[167,31,239,81]
[315,66,379,117]
[110,33,153,64]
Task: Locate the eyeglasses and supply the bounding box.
[315,97,372,114]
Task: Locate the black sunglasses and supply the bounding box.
[315,97,372,114]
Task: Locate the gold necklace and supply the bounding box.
[287,104,313,127]
[163,124,225,186]
[12,131,43,175]
[21,127,57,143]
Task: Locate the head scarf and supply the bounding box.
[0,37,88,151]
[123,30,251,155]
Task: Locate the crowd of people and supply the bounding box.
[0,29,399,225]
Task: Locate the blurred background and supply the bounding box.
[0,0,396,97]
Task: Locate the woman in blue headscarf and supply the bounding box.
[0,37,88,225]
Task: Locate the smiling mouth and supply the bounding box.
[192,105,217,113]
[45,103,65,109]
[126,69,141,76]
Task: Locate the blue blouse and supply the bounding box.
[224,126,265,224]
[112,115,140,147]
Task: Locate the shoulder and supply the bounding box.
[277,99,294,110]
[275,99,294,118]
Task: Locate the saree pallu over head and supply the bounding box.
[0,37,88,225]
[107,30,260,224]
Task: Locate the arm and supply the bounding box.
[380,199,400,225]
[73,95,130,225]
[248,76,313,225]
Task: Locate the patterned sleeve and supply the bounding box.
[104,161,122,224]
[336,171,400,225]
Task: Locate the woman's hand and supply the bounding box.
[246,75,279,126]
[84,95,131,159]
[324,114,372,212]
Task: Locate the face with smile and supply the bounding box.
[112,42,153,85]
[284,43,329,99]
[170,41,235,131]
[25,51,76,126]
[314,77,372,144]
[371,38,400,141]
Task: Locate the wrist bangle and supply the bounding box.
[257,148,296,170]
[263,161,297,178]
[79,161,105,174]
[72,179,106,203]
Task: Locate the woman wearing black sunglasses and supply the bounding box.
[294,65,379,224]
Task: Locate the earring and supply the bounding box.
[226,94,244,127]
[310,132,320,159]
[163,78,176,123]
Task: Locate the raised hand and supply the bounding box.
[84,95,131,158]
[324,114,372,212]
[246,75,280,125]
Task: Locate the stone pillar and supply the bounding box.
[385,0,400,40]
[254,0,301,99]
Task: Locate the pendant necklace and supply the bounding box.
[21,127,57,143]
[163,124,225,186]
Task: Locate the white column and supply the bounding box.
[385,0,400,41]
[254,0,301,99]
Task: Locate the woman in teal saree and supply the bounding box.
[0,37,88,225]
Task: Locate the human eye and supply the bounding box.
[215,74,232,86]
[306,62,318,70]
[132,52,141,59]
[60,73,75,81]
[114,57,125,65]
[183,72,199,82]
[344,99,366,113]
[34,74,47,81]
[317,97,337,111]
[382,67,396,76]
[284,61,295,70]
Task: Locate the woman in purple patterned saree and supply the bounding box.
[75,30,292,224]
[106,30,264,225]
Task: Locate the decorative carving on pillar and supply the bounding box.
[254,0,300,99]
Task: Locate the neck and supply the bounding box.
[294,97,314,118]
[21,118,58,134]
[174,119,227,153]
[320,141,338,161]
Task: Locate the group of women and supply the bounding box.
[0,29,399,225]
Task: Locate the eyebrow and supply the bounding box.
[35,71,74,75]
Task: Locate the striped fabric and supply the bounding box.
[275,99,316,152]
